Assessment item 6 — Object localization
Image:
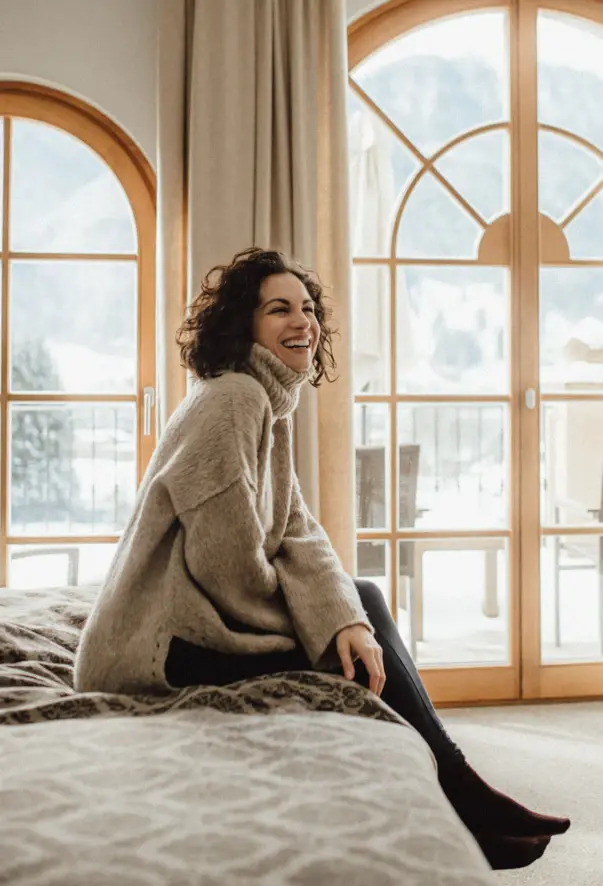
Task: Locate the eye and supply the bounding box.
[269,304,315,315]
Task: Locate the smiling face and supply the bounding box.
[251,272,320,372]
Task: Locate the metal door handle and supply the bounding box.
[525,388,537,410]
[143,386,155,436]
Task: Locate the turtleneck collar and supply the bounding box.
[243,342,310,419]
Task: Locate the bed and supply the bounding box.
[0,584,493,885]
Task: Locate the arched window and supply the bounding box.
[0,83,155,590]
[349,1,603,704]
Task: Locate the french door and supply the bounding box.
[349,0,603,704]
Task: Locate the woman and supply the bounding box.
[74,247,569,870]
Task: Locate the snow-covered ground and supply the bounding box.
[363,538,603,665]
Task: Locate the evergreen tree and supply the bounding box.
[11,340,78,531]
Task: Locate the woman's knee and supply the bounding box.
[353,578,390,620]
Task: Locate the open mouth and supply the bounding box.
[281,339,311,350]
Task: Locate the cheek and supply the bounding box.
[253,316,278,345]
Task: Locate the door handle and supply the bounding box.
[143,386,155,436]
[525,388,537,410]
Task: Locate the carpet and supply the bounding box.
[440,701,603,885]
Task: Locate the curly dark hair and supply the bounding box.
[176,247,338,387]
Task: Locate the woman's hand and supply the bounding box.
[335,625,386,697]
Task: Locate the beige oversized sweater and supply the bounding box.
[74,343,372,694]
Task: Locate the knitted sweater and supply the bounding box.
[74,343,372,694]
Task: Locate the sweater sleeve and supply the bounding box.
[179,475,281,625]
[272,473,374,669]
[177,379,283,627]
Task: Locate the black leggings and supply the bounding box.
[165,579,464,769]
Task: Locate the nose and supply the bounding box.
[291,310,311,330]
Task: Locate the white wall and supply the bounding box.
[347,0,385,24]
[0,0,157,168]
[0,0,388,171]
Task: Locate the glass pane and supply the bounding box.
[8,543,117,589]
[538,129,602,223]
[396,173,482,259]
[435,128,510,222]
[541,402,603,526]
[398,538,509,665]
[396,266,509,394]
[353,265,389,394]
[10,403,136,536]
[10,261,137,394]
[348,90,419,257]
[356,540,390,609]
[353,11,509,156]
[541,535,603,663]
[10,119,137,253]
[565,191,603,260]
[540,268,603,393]
[354,403,389,531]
[538,12,603,151]
[397,404,508,529]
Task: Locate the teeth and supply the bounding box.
[283,340,309,348]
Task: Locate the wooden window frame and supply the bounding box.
[349,0,603,705]
[0,82,156,587]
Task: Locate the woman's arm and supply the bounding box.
[179,475,281,624]
[273,474,374,668]
[174,375,286,631]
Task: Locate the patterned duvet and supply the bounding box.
[0,585,493,885]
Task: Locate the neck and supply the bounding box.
[244,343,309,419]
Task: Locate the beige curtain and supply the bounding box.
[156,0,356,572]
[156,0,189,427]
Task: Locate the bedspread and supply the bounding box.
[0,584,493,885]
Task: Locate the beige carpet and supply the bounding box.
[440,701,603,885]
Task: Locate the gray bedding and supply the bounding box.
[0,585,493,885]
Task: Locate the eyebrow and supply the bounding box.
[264,297,314,308]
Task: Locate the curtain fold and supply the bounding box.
[155,0,356,572]
[155,0,188,427]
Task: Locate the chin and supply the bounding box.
[284,355,311,372]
